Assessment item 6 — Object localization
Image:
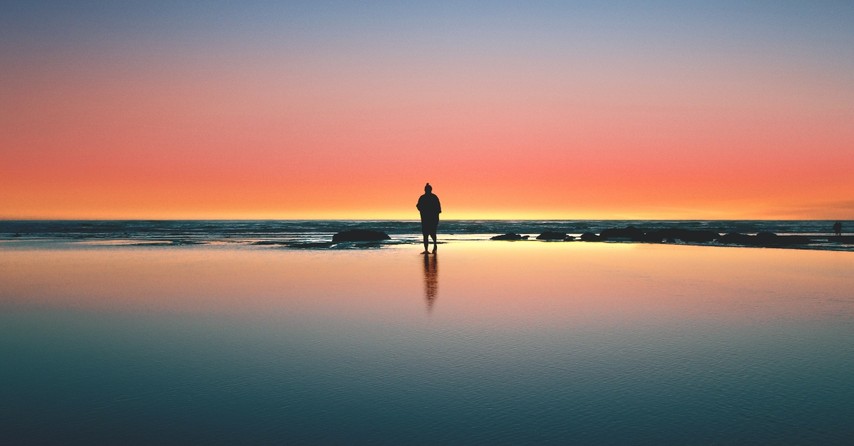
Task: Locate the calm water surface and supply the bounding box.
[1,243,853,444]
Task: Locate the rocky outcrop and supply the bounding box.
[536,231,568,241]
[680,230,721,243]
[332,229,391,242]
[478,225,826,249]
[829,235,854,244]
[756,232,779,244]
[599,226,645,241]
[490,233,528,241]
[718,232,752,245]
[776,235,813,245]
[644,229,720,243]
[718,232,813,247]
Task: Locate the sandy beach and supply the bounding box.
[2,241,853,443]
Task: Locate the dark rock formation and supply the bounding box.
[756,233,812,246]
[756,232,779,244]
[641,231,666,243]
[829,235,854,244]
[332,229,391,242]
[490,233,528,241]
[580,232,601,242]
[646,229,720,243]
[775,235,812,245]
[681,230,721,243]
[536,231,568,240]
[288,242,335,249]
[718,232,813,247]
[599,226,645,242]
[718,232,754,245]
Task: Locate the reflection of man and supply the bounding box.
[423,253,438,312]
[416,183,442,254]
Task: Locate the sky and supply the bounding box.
[2,1,853,219]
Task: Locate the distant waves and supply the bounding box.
[0,220,850,251]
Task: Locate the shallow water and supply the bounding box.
[1,219,851,251]
[1,243,853,444]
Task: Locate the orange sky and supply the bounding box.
[2,2,853,220]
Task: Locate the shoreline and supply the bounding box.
[2,235,853,253]
[0,219,851,252]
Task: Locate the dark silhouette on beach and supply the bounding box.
[833,221,842,236]
[423,252,438,312]
[416,183,441,253]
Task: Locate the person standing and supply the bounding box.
[833,221,842,236]
[417,183,441,253]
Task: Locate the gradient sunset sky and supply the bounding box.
[2,1,853,219]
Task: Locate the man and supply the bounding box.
[416,183,441,253]
[833,221,842,236]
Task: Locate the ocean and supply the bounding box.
[1,223,853,443]
[1,219,850,251]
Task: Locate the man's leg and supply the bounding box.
[423,234,429,253]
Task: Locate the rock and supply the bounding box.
[332,229,390,242]
[680,230,720,243]
[776,235,812,245]
[490,233,528,241]
[641,231,666,243]
[755,233,812,246]
[648,229,720,243]
[564,235,576,241]
[599,226,645,241]
[580,232,601,241]
[536,231,567,240]
[829,235,854,244]
[717,232,812,247]
[718,232,752,245]
[756,232,778,244]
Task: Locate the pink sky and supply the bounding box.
[2,2,853,219]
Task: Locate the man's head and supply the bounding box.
[424,183,432,193]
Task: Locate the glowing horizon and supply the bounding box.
[3,2,853,220]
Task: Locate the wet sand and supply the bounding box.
[1,242,853,443]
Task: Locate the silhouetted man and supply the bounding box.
[417,183,441,253]
[833,221,842,236]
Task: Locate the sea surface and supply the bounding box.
[1,226,853,444]
[0,219,851,251]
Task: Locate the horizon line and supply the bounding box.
[0,217,847,222]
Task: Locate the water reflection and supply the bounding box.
[2,244,854,444]
[422,253,438,312]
